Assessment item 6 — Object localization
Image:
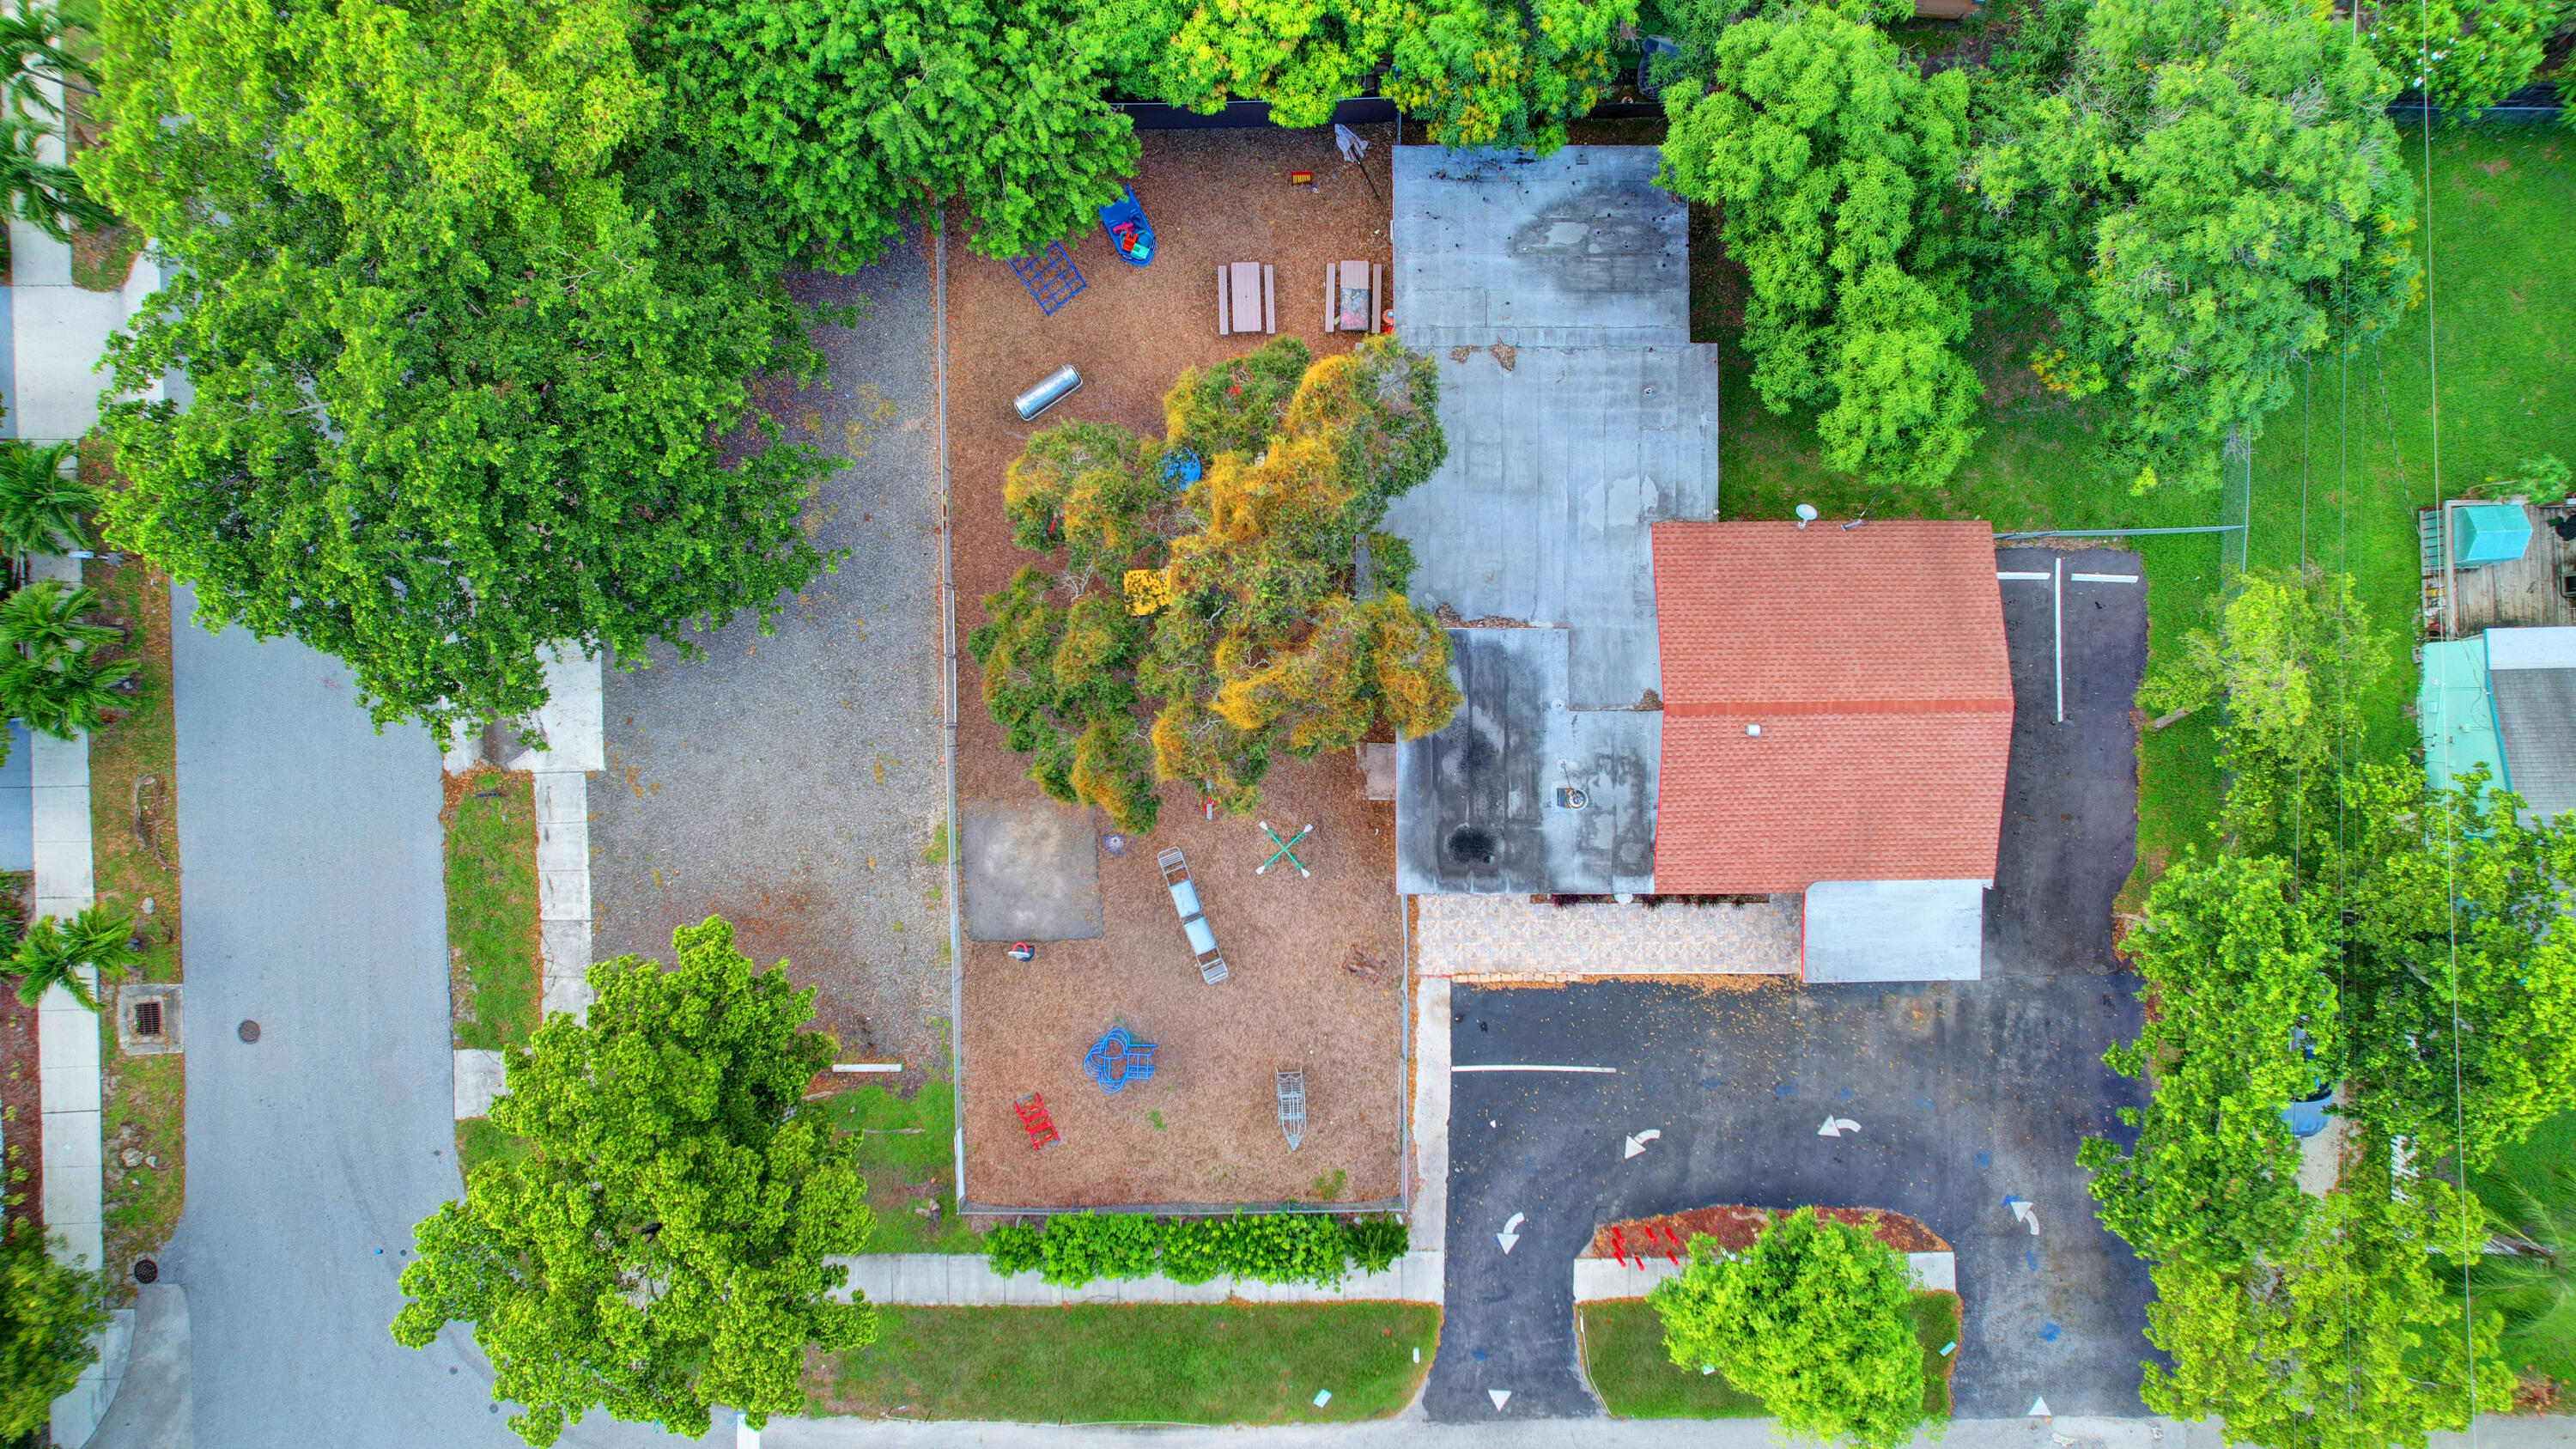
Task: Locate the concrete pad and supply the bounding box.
[452,1049,506,1119]
[1409,975,1450,1253]
[504,646,605,772]
[958,799,1103,943]
[538,866,591,921]
[88,1285,191,1449]
[531,770,588,824]
[38,1061,100,1114]
[10,284,131,441]
[1802,879,1988,983]
[10,217,70,288]
[534,816,588,872]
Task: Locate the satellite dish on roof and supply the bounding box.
[1795,503,1820,529]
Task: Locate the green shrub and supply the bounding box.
[1037,1212,1163,1288]
[988,1211,1399,1288]
[985,1225,1042,1279]
[1347,1215,1407,1274]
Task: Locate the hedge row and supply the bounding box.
[985,1211,1408,1289]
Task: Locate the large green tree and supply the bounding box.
[1657,0,1978,490]
[2080,853,2335,1267]
[656,0,1141,265]
[1648,1208,1929,1449]
[2366,0,2561,118]
[2138,564,2390,856]
[82,0,835,734]
[1091,0,1400,125]
[1382,0,1637,154]
[2323,765,2576,1172]
[2144,1183,2508,1449]
[393,917,876,1446]
[1966,0,2418,491]
[0,1217,111,1440]
[975,336,1459,830]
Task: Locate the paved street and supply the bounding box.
[160,587,708,1447]
[1426,549,2156,1422]
[591,235,948,1070]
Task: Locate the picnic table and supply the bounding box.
[1157,847,1230,984]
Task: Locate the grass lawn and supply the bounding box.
[805,1082,981,1253]
[1581,1291,1959,1420]
[2485,1110,2576,1385]
[805,1303,1438,1423]
[1701,122,2576,898]
[445,767,538,1052]
[82,530,187,1282]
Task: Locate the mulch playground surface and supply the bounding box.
[948,126,1410,1209]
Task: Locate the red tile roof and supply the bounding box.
[1651,521,2013,893]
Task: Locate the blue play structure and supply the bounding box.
[1083,1026,1158,1093]
[1161,448,1202,490]
[1098,185,1155,267]
[1009,242,1087,315]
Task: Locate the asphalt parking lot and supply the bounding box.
[1425,547,2156,1422]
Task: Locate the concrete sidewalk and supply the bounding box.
[834,1252,1444,1307]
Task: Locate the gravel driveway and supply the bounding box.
[589,234,949,1071]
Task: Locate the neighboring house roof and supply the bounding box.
[2485,626,2576,825]
[1650,521,2014,893]
[2419,637,2507,802]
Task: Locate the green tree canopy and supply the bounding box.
[2143,1183,2508,1449]
[1657,0,1978,489]
[1966,0,2418,491]
[1647,1208,1929,1449]
[2365,0,2560,118]
[392,916,876,1446]
[82,0,835,735]
[2138,564,2390,855]
[0,1218,111,1440]
[1382,0,1638,154]
[2322,765,2576,1171]
[975,336,1459,831]
[656,0,1141,265]
[1092,0,1400,125]
[2080,852,2334,1267]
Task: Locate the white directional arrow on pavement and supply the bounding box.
[1497,1212,1525,1254]
[1489,1390,1513,1412]
[1623,1129,1662,1160]
[1817,1117,1861,1137]
[2009,1197,2041,1235]
[2027,1396,2052,1419]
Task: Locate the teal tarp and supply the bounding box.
[2454,503,2534,566]
[2419,637,2509,799]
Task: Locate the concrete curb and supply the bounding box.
[85,1285,187,1449]
[829,1251,1447,1306]
[1571,1250,1957,1300]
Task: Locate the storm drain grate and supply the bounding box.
[131,1000,162,1038]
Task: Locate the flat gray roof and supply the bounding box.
[2493,668,2576,824]
[1387,146,1716,894]
[1394,629,1660,896]
[1392,147,1692,348]
[1802,879,1988,983]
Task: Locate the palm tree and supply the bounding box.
[0,580,116,654]
[0,2,95,123]
[2459,1165,2576,1368]
[5,904,137,1010]
[0,646,132,739]
[0,108,107,241]
[0,440,95,557]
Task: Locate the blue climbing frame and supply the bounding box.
[1009,242,1087,315]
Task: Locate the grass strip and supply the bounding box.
[805,1083,981,1253]
[806,1302,1437,1423]
[1581,1290,1958,1421]
[444,767,538,1052]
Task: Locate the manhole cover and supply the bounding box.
[132,1258,157,1284]
[237,1020,261,1043]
